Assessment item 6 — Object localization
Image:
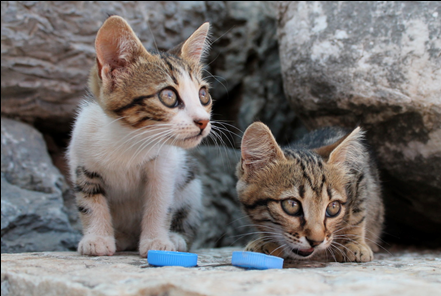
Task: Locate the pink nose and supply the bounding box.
[194,119,209,130]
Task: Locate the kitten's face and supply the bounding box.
[237,122,359,260]
[237,153,348,259]
[104,53,212,149]
[91,16,212,149]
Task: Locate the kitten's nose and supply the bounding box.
[194,119,209,130]
[306,238,324,248]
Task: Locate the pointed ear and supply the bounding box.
[180,22,210,64]
[321,127,365,167]
[240,122,286,176]
[95,16,147,80]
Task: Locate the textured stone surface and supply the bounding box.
[1,118,80,253]
[276,1,441,244]
[190,146,255,249]
[2,248,440,296]
[1,1,301,143]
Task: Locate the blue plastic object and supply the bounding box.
[231,251,284,270]
[147,250,198,267]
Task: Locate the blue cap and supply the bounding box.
[231,251,284,269]
[147,250,198,267]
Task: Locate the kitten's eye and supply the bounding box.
[159,89,178,108]
[281,199,302,216]
[199,87,210,105]
[326,201,341,217]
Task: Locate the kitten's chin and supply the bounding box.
[173,135,205,149]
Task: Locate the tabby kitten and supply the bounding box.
[67,16,212,257]
[236,122,384,262]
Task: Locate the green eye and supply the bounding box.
[281,199,302,216]
[199,87,211,105]
[159,88,178,108]
[326,201,341,217]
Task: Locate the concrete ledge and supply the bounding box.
[1,247,440,295]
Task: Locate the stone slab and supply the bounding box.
[2,247,440,296]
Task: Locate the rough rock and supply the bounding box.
[1,1,302,144]
[190,146,255,249]
[276,1,441,244]
[205,2,303,145]
[1,117,80,252]
[2,248,440,296]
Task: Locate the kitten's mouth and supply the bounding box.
[292,248,315,257]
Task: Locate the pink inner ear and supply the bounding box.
[96,33,128,70]
[181,23,210,63]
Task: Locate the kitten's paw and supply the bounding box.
[169,232,188,252]
[78,235,116,256]
[139,237,176,258]
[335,242,373,262]
[245,240,284,257]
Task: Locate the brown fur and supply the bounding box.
[237,122,384,262]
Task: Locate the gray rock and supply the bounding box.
[206,2,303,145]
[276,1,441,244]
[1,249,440,295]
[190,146,256,249]
[1,118,80,252]
[1,1,303,143]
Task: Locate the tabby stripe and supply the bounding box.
[78,206,91,214]
[242,198,277,210]
[170,207,190,234]
[74,183,105,196]
[299,216,307,228]
[352,207,362,214]
[113,95,155,114]
[298,185,305,199]
[355,173,365,195]
[327,187,333,200]
[82,167,103,180]
[352,216,366,226]
[132,115,163,127]
[164,59,179,85]
[253,219,283,227]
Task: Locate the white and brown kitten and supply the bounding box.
[236,122,384,262]
[68,16,212,257]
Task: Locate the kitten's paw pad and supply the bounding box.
[78,235,116,256]
[336,242,373,262]
[139,237,176,258]
[169,232,188,252]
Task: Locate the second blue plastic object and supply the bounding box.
[231,251,284,270]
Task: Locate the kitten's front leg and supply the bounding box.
[334,222,373,262]
[139,154,182,257]
[75,167,115,256]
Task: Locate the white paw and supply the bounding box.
[169,232,188,252]
[78,235,116,256]
[139,237,176,258]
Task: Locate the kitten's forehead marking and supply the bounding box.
[176,70,209,119]
[279,188,300,200]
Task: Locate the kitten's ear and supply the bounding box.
[318,127,365,166]
[95,16,148,80]
[179,22,210,64]
[240,122,286,176]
